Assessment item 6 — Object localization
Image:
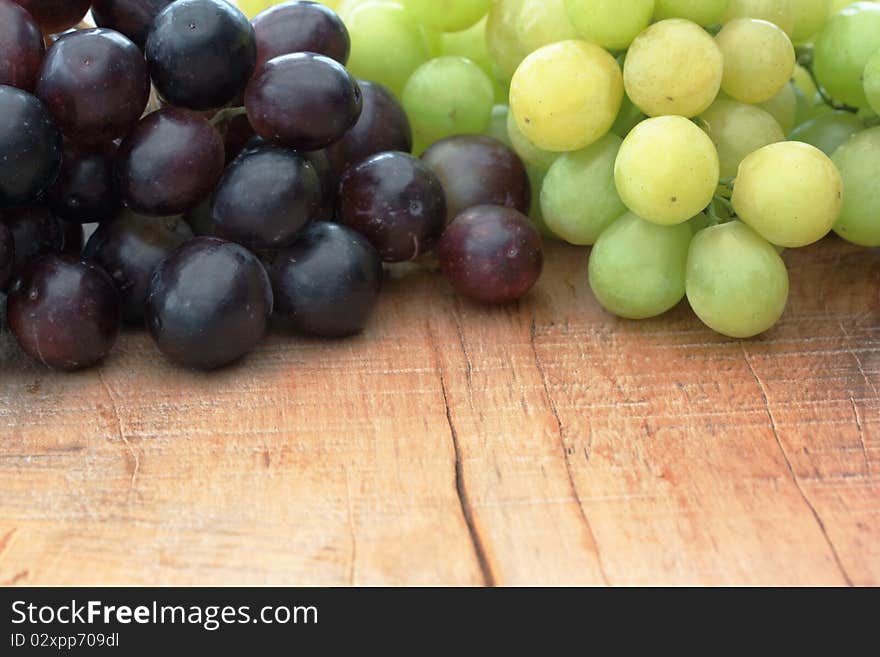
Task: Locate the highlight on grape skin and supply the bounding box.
[0,0,878,374]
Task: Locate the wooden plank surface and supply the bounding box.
[0,238,878,586]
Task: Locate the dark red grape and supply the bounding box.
[269,222,382,337]
[11,0,91,34]
[337,151,446,262]
[145,237,273,370]
[212,144,321,251]
[0,222,14,290]
[422,136,531,224]
[48,140,119,223]
[0,85,62,205]
[61,220,83,255]
[305,148,336,220]
[2,205,63,275]
[220,111,256,163]
[116,108,225,216]
[146,0,256,111]
[183,197,215,236]
[35,29,150,143]
[91,0,175,49]
[245,52,362,151]
[84,211,193,324]
[0,0,45,91]
[438,205,543,305]
[253,1,350,67]
[7,253,121,370]
[325,80,412,178]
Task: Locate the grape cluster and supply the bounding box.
[0,0,545,372]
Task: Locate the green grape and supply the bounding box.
[614,116,720,226]
[402,0,490,32]
[788,110,864,155]
[865,49,880,114]
[565,0,655,50]
[793,64,819,99]
[686,221,789,339]
[813,2,880,109]
[506,110,558,171]
[540,134,626,245]
[716,18,795,104]
[731,141,843,247]
[698,100,784,178]
[722,0,795,35]
[402,57,494,143]
[509,40,623,152]
[611,93,646,138]
[623,19,723,118]
[653,0,731,26]
[589,212,692,320]
[757,82,798,133]
[441,18,499,95]
[345,2,430,97]
[486,104,513,146]
[791,0,831,42]
[516,0,578,54]
[486,0,530,80]
[831,127,880,245]
[526,165,559,239]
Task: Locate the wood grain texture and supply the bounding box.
[0,238,878,586]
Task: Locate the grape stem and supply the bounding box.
[795,45,860,114]
[210,106,247,127]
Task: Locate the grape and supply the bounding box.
[789,110,864,156]
[7,254,121,370]
[441,17,498,91]
[91,0,175,49]
[402,0,489,32]
[269,222,383,337]
[486,104,512,147]
[697,99,784,179]
[732,142,843,247]
[325,80,412,178]
[0,86,62,206]
[505,109,558,172]
[614,116,720,226]
[716,18,795,104]
[565,0,655,50]
[83,212,193,324]
[526,164,557,239]
[253,1,350,67]
[246,53,362,151]
[438,205,543,305]
[865,48,880,114]
[0,1,44,92]
[146,0,257,111]
[145,237,273,370]
[486,0,531,80]
[47,140,119,223]
[422,135,532,223]
[219,112,257,163]
[0,222,13,290]
[1,205,63,281]
[793,64,819,99]
[611,93,646,138]
[686,221,789,338]
[831,127,880,246]
[510,40,623,152]
[402,57,494,145]
[722,0,795,34]
[813,2,880,109]
[516,0,578,53]
[653,0,731,25]
[36,29,150,144]
[540,134,625,246]
[791,0,831,42]
[11,0,91,34]
[623,19,723,118]
[589,212,691,320]
[344,1,429,97]
[337,151,446,262]
[212,145,322,251]
[757,81,797,134]
[116,108,226,216]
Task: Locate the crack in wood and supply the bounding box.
[97,370,140,504]
[741,343,855,587]
[531,319,611,587]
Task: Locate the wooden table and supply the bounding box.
[1,239,878,586]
